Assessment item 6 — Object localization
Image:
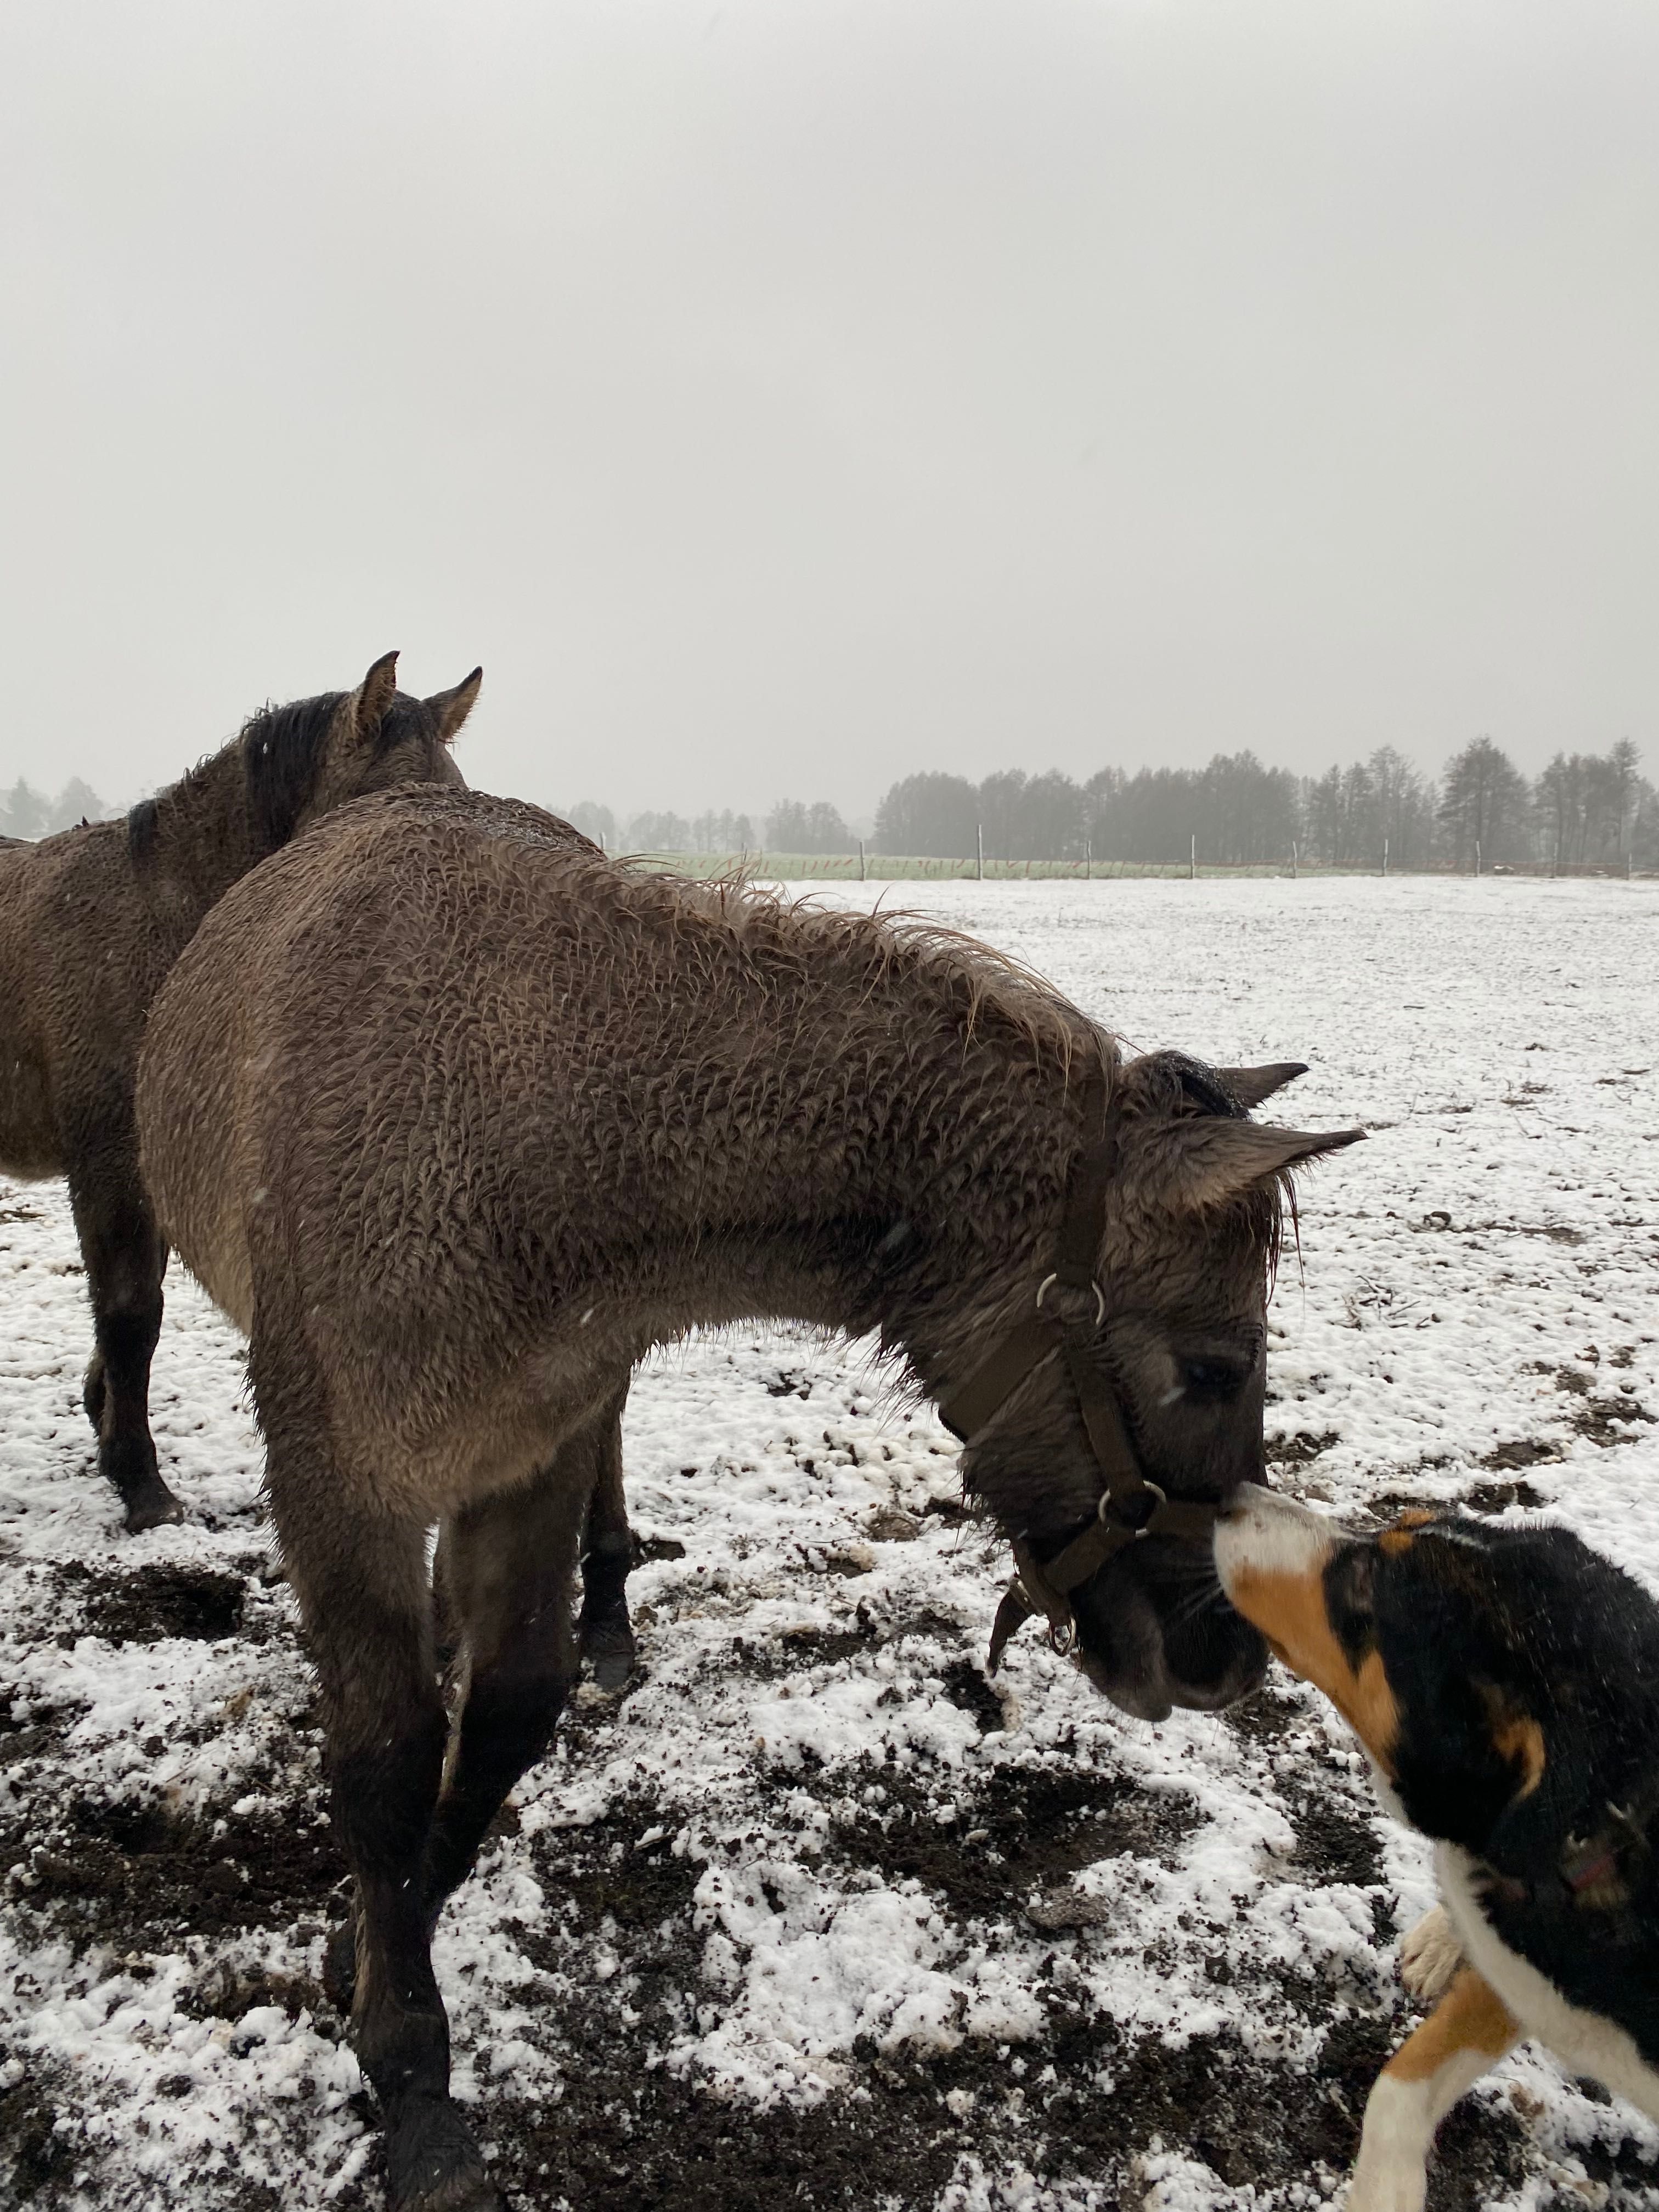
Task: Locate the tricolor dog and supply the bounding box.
[1215,1487,1659,2212]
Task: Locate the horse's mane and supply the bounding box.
[126,687,441,870]
[126,691,348,870]
[242,690,353,849]
[668,872,1109,1080]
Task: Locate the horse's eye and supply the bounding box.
[1180,1356,1250,1403]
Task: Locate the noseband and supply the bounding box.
[936,1062,1222,1673]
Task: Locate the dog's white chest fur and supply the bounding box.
[1438,1844,1659,2120]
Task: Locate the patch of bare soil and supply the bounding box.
[1266,1430,1340,1470]
[831,1757,1200,1921]
[1466,1475,1550,1511]
[4,1785,341,1943]
[52,1556,250,1643]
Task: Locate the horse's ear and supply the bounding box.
[1216,1062,1308,1110]
[1169,1120,1364,1210]
[425,667,483,744]
[353,650,399,736]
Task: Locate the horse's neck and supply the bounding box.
[139,744,266,933]
[603,937,1090,1370]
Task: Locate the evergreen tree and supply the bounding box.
[1,778,49,839]
[1437,737,1530,867]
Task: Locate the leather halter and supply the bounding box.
[936,1060,1221,1673]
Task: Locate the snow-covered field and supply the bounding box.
[2,873,1657,2212]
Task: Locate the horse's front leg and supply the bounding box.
[270,1459,503,2212]
[575,1384,635,1690]
[67,1140,180,1532]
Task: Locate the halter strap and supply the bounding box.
[936,1057,1222,1672]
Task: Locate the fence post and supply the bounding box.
[1189,834,1196,881]
[977,824,984,882]
[858,838,866,882]
[1475,839,1481,878]
[1084,838,1091,881]
[1383,837,1388,877]
[1291,840,1297,881]
[1553,836,1560,880]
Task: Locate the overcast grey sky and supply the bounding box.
[2,1,1655,821]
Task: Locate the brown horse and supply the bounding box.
[0,653,476,1531]
[136,784,1359,2212]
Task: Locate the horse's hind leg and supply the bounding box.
[577,1385,635,1691]
[268,1457,501,2212]
[68,1148,180,1533]
[421,1443,589,1914]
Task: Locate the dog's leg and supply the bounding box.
[1400,1904,1464,2005]
[1348,1966,1518,2212]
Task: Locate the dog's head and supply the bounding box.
[1214,1489,1659,1884]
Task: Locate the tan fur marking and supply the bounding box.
[1489,1709,1547,1798]
[1384,1966,1517,2083]
[1225,1563,1400,1772]
[1378,1529,1417,1556]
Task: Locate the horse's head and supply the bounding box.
[956,1050,1362,1721]
[245,650,477,850]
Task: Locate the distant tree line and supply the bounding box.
[1,777,114,840]
[561,798,854,856]
[870,737,1655,870]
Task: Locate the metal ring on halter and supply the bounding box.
[1034,1272,1107,1328]
[1116,1479,1165,1537]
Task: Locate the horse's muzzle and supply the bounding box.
[1069,1537,1269,1720]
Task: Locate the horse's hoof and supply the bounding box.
[579,1583,636,1691]
[122,1480,185,1534]
[579,1611,636,1692]
[589,1643,635,1692]
[386,2094,507,2211]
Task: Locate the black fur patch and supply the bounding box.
[1137,1051,1251,1122]
[126,798,160,867]
[1176,1057,1249,1120]
[1364,1517,1659,2064]
[242,690,349,850]
[242,686,451,851]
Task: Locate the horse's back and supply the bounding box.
[0,820,154,1177]
[137,787,601,1326]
